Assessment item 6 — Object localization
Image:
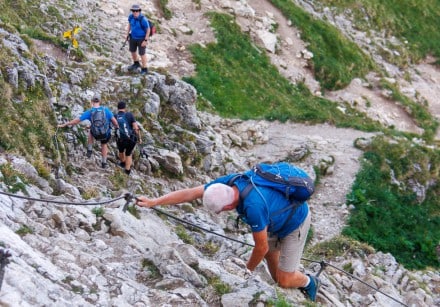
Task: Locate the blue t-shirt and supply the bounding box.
[205,174,309,238]
[128,14,150,40]
[80,106,114,132]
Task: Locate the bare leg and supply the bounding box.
[118,152,126,163]
[265,249,308,288]
[87,132,94,147]
[131,52,138,62]
[140,53,147,69]
[101,143,108,159]
[125,155,133,171]
[264,250,280,281]
[277,270,308,288]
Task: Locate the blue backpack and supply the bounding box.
[228,162,315,202]
[228,162,315,230]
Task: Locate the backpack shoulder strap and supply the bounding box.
[227,174,253,202]
[140,15,148,32]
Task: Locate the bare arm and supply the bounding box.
[133,122,141,142]
[125,24,131,39]
[111,116,119,128]
[58,117,80,128]
[246,227,269,271]
[136,185,205,208]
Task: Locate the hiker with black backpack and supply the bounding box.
[115,101,141,175]
[58,93,118,168]
[135,162,320,301]
[125,4,150,75]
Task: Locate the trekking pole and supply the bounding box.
[120,35,129,50]
[0,248,11,292]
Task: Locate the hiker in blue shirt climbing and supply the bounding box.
[58,93,118,168]
[125,4,150,75]
[135,162,320,301]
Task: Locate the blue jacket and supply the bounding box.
[205,174,309,238]
[128,13,150,40]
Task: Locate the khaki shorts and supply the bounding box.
[267,210,311,272]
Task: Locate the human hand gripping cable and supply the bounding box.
[135,196,156,208]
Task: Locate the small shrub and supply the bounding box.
[175,225,195,245]
[0,163,28,194]
[305,235,375,260]
[16,225,33,236]
[200,241,220,256]
[208,276,231,295]
[141,259,162,279]
[81,187,100,200]
[91,207,104,218]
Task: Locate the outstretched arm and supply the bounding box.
[58,118,80,128]
[136,185,204,208]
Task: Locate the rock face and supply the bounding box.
[0,0,439,306]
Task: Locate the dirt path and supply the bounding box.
[243,0,321,93]
[32,0,439,240]
[400,57,440,139]
[240,0,426,136]
[236,121,376,241]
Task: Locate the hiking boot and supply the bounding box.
[86,149,92,158]
[101,162,108,169]
[140,67,148,75]
[128,61,141,71]
[300,274,320,301]
[118,161,126,168]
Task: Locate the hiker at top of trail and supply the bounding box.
[114,101,141,176]
[125,4,150,75]
[58,93,118,169]
[135,162,320,302]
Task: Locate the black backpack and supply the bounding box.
[90,107,109,141]
[116,113,133,141]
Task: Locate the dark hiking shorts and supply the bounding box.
[117,138,137,156]
[91,132,111,144]
[129,38,147,56]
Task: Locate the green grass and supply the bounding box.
[316,0,440,64]
[185,12,381,131]
[269,0,375,90]
[0,0,66,47]
[343,136,440,269]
